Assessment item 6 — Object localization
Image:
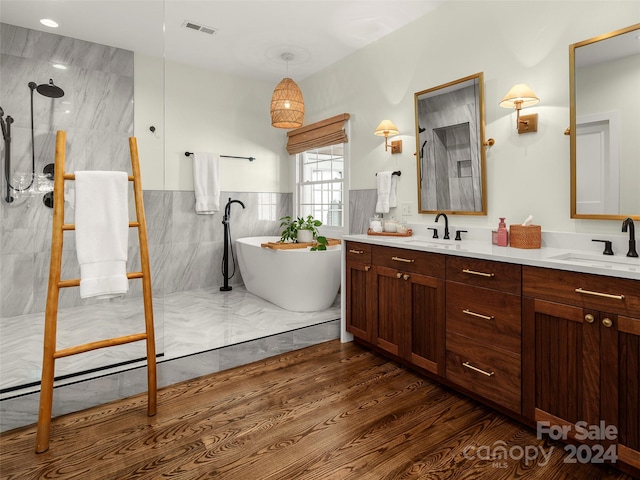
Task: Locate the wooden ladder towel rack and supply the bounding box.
[36,130,157,453]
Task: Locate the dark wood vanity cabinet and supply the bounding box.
[522,266,640,473]
[344,242,640,476]
[345,242,373,342]
[345,242,445,375]
[444,256,522,413]
[371,246,445,375]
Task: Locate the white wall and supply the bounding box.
[163,60,290,193]
[299,0,639,234]
[135,55,291,192]
[134,1,638,232]
[134,53,165,190]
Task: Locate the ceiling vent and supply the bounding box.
[182,21,218,36]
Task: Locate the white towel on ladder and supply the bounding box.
[193,152,221,214]
[75,171,129,299]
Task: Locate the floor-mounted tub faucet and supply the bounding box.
[435,212,449,240]
[622,217,638,257]
[221,198,246,291]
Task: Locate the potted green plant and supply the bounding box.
[279,215,328,250]
[296,215,321,243]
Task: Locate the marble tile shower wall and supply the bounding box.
[0,23,135,317]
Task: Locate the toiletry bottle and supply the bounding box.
[497,217,508,246]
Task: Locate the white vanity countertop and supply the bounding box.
[343,233,640,281]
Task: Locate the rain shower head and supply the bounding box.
[31,79,64,98]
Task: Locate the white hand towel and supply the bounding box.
[75,171,129,299]
[193,152,220,214]
[375,171,393,213]
[389,174,398,208]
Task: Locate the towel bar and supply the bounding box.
[185,151,255,162]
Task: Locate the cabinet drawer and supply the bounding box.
[446,331,521,413]
[446,256,521,294]
[523,266,640,317]
[446,282,521,354]
[345,241,372,264]
[373,245,445,277]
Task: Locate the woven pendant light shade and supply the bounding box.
[270,77,304,129]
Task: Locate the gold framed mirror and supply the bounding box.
[414,72,488,215]
[570,23,640,220]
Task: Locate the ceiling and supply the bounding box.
[0,0,445,82]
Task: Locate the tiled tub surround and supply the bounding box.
[1,188,291,317]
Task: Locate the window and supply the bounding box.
[287,113,350,234]
[298,144,344,227]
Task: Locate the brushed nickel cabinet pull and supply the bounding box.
[575,288,624,300]
[396,272,403,279]
[403,274,410,281]
[463,309,494,321]
[462,362,495,377]
[364,265,371,272]
[392,256,415,263]
[462,268,494,278]
[349,249,364,254]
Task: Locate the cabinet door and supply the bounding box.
[405,272,444,375]
[602,315,640,471]
[522,297,598,429]
[373,266,404,356]
[345,260,372,341]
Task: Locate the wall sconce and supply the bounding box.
[374,119,402,153]
[499,84,539,134]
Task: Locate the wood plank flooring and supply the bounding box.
[0,340,635,479]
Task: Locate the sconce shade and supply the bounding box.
[374,119,402,153]
[499,84,539,110]
[374,119,399,137]
[270,77,304,129]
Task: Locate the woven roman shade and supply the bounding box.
[286,113,350,155]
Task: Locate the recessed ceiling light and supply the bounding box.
[52,64,67,70]
[40,19,59,28]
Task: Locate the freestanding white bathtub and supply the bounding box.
[235,236,342,312]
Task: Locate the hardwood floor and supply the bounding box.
[0,340,634,479]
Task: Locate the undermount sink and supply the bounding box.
[402,237,462,250]
[549,252,640,270]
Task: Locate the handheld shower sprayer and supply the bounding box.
[1,107,15,202]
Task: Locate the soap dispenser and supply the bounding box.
[497,217,509,246]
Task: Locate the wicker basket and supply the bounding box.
[509,224,541,249]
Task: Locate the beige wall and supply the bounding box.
[299,0,639,233]
[135,1,639,232]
